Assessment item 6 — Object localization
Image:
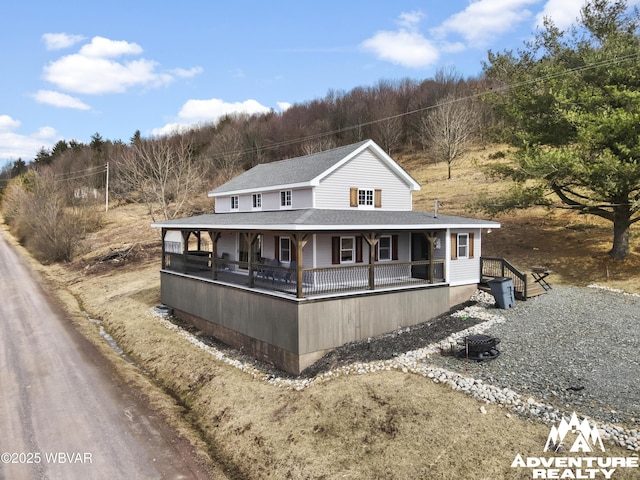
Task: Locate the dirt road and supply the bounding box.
[0,229,221,480]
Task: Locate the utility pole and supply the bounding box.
[105,162,109,212]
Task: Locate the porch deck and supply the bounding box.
[479,257,548,300]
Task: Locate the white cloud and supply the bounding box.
[361,11,439,68]
[79,36,143,58]
[42,32,85,50]
[277,102,292,112]
[42,36,201,95]
[434,0,539,47]
[179,98,271,122]
[0,115,57,162]
[170,66,204,78]
[44,54,165,94]
[535,0,584,30]
[33,90,91,110]
[397,11,425,29]
[536,0,640,31]
[33,126,58,139]
[152,98,272,136]
[0,114,21,132]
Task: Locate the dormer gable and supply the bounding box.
[209,140,420,213]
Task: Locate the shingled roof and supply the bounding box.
[208,139,418,196]
[152,208,500,231]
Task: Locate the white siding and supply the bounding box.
[314,150,412,210]
[314,233,411,268]
[315,234,334,267]
[216,233,237,260]
[292,188,313,209]
[215,195,231,213]
[262,191,279,210]
[215,188,314,212]
[448,229,481,286]
[239,194,252,211]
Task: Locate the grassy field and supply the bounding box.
[11,147,640,479]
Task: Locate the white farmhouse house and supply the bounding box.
[152,139,500,374]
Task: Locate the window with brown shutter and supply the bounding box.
[451,233,458,260]
[350,188,358,207]
[374,189,382,208]
[332,237,340,264]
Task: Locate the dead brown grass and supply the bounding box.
[12,147,640,479]
[406,144,640,294]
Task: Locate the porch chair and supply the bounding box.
[284,261,296,283]
[216,252,230,271]
[267,258,280,283]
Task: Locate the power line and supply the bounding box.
[200,52,639,162]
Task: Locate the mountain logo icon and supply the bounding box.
[544,412,605,453]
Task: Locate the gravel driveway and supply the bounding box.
[428,285,640,426]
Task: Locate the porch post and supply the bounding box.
[425,232,437,283]
[291,233,309,298]
[207,230,221,280]
[161,228,167,269]
[244,233,258,288]
[362,233,380,290]
[181,231,190,273]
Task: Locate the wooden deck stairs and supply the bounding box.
[479,257,549,301]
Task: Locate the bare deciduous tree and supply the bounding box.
[205,125,245,183]
[118,135,203,221]
[421,94,478,179]
[2,169,103,262]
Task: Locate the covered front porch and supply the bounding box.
[160,228,447,299]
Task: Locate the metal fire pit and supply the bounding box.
[457,334,501,361]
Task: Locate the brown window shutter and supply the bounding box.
[451,233,458,260]
[274,236,280,260]
[374,189,382,208]
[350,187,358,207]
[291,238,297,262]
[356,236,363,263]
[392,235,398,260]
[469,233,475,258]
[332,237,340,264]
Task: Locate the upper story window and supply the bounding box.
[350,187,381,208]
[252,193,262,210]
[359,189,374,206]
[280,190,292,208]
[230,195,239,210]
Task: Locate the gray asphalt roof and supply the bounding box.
[208,140,370,195]
[152,209,500,231]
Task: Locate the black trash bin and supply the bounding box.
[487,277,515,309]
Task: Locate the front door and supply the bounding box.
[411,233,430,280]
[238,234,262,268]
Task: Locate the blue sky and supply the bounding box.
[1,0,632,167]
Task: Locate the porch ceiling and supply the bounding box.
[151,208,500,232]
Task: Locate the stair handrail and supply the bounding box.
[480,256,528,300]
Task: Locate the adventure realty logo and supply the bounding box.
[511,412,638,479]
